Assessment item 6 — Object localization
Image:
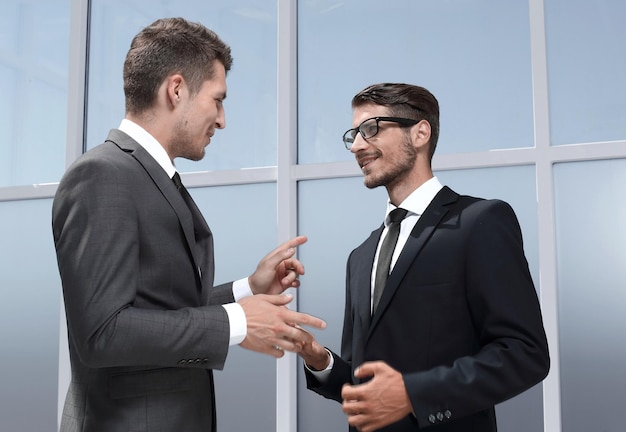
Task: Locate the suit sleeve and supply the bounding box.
[53,156,230,370]
[404,200,550,425]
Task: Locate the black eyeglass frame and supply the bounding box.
[342,116,419,150]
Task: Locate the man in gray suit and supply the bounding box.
[52,17,325,432]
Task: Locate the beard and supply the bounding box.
[363,137,417,189]
[170,119,206,162]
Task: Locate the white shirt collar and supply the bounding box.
[384,176,444,225]
[119,118,177,179]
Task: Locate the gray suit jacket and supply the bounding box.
[53,129,233,431]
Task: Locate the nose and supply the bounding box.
[349,133,367,154]
[216,105,226,129]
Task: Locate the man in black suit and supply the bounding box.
[52,17,325,432]
[299,83,549,431]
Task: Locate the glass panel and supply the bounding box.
[0,199,60,430]
[554,159,626,432]
[297,166,543,432]
[86,0,277,170]
[0,0,70,187]
[298,0,534,164]
[188,182,277,431]
[545,0,626,145]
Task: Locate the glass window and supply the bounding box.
[0,199,60,430]
[86,0,278,171]
[298,0,534,164]
[545,0,626,145]
[554,158,626,432]
[189,182,277,431]
[0,0,70,187]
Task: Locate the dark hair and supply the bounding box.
[123,17,233,115]
[352,83,440,161]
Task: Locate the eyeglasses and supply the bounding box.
[342,116,418,150]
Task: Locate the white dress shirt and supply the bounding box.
[119,119,250,346]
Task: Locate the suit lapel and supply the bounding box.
[368,187,459,336]
[105,130,207,293]
[355,227,384,335]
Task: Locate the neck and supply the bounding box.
[125,112,175,162]
[386,172,433,206]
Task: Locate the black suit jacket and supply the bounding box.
[306,186,550,431]
[53,129,233,431]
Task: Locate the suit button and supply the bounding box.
[428,414,436,424]
[436,412,444,421]
[187,359,195,364]
[178,359,186,365]
[444,410,452,419]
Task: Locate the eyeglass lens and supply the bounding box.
[359,118,379,139]
[343,118,379,146]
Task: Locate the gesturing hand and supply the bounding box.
[297,329,331,371]
[248,236,307,295]
[341,361,413,432]
[239,293,326,358]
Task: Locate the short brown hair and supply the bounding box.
[123,17,233,115]
[352,83,440,161]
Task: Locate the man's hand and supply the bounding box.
[248,236,307,295]
[341,361,413,432]
[239,293,326,358]
[297,329,332,371]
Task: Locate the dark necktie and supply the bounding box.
[172,171,213,284]
[172,172,195,213]
[172,171,201,235]
[172,172,184,191]
[373,208,408,314]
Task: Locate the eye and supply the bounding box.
[361,120,378,138]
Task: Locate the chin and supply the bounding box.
[363,176,384,189]
[185,152,204,162]
[194,148,207,161]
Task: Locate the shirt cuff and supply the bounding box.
[223,302,247,346]
[304,348,334,383]
[223,278,253,346]
[232,277,253,301]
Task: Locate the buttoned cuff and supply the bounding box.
[304,349,334,383]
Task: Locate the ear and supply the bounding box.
[165,74,185,108]
[411,120,431,149]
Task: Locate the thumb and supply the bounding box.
[265,292,294,306]
[354,361,380,378]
